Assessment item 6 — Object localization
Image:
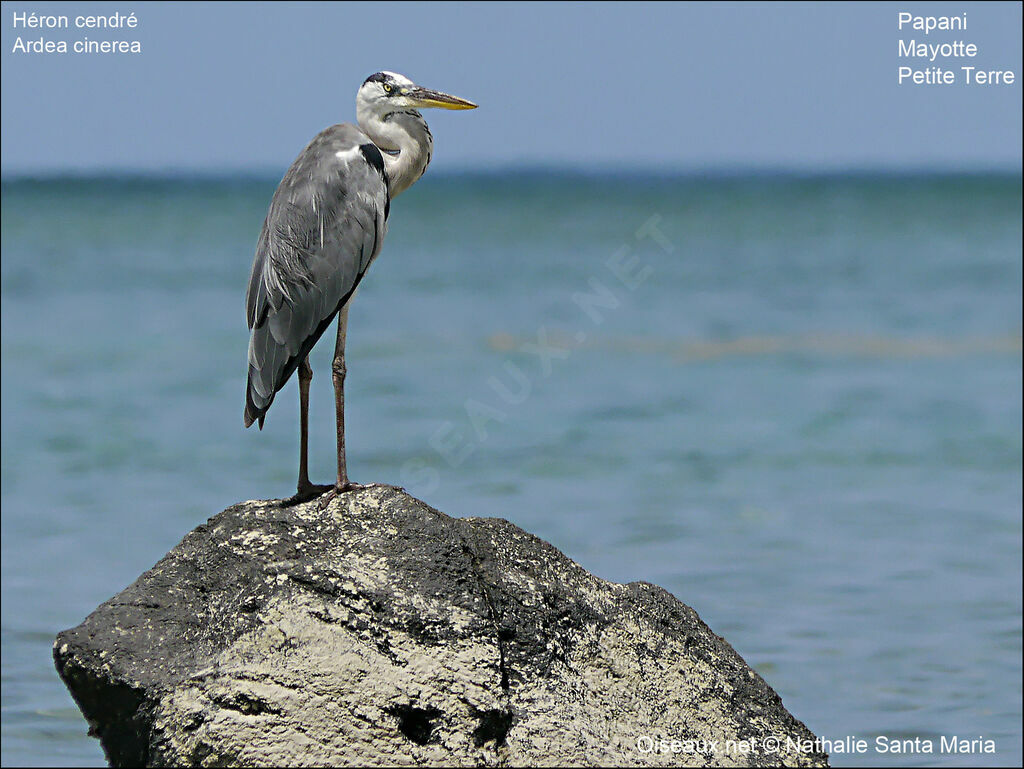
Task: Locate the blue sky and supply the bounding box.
[1,1,1021,174]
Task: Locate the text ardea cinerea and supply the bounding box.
[244,72,476,501]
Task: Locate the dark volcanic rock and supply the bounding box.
[54,485,828,767]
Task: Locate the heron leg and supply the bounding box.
[285,357,332,505]
[331,303,364,494]
[298,356,313,489]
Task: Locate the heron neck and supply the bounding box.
[360,110,433,198]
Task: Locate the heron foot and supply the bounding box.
[336,480,372,494]
[311,481,382,511]
[282,482,334,507]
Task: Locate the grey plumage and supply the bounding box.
[243,71,475,498]
[244,124,388,429]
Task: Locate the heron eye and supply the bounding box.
[383,84,393,94]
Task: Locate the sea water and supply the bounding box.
[1,172,1020,766]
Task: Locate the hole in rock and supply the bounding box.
[387,704,442,745]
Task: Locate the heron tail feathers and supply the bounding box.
[244,376,271,430]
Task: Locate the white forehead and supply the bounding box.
[381,71,414,86]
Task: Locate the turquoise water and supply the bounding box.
[1,173,1021,766]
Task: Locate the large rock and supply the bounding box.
[54,485,828,767]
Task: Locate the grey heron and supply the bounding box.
[244,71,476,501]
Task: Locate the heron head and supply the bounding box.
[357,72,477,117]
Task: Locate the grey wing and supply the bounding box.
[244,124,390,428]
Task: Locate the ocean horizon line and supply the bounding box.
[2,164,1021,185]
